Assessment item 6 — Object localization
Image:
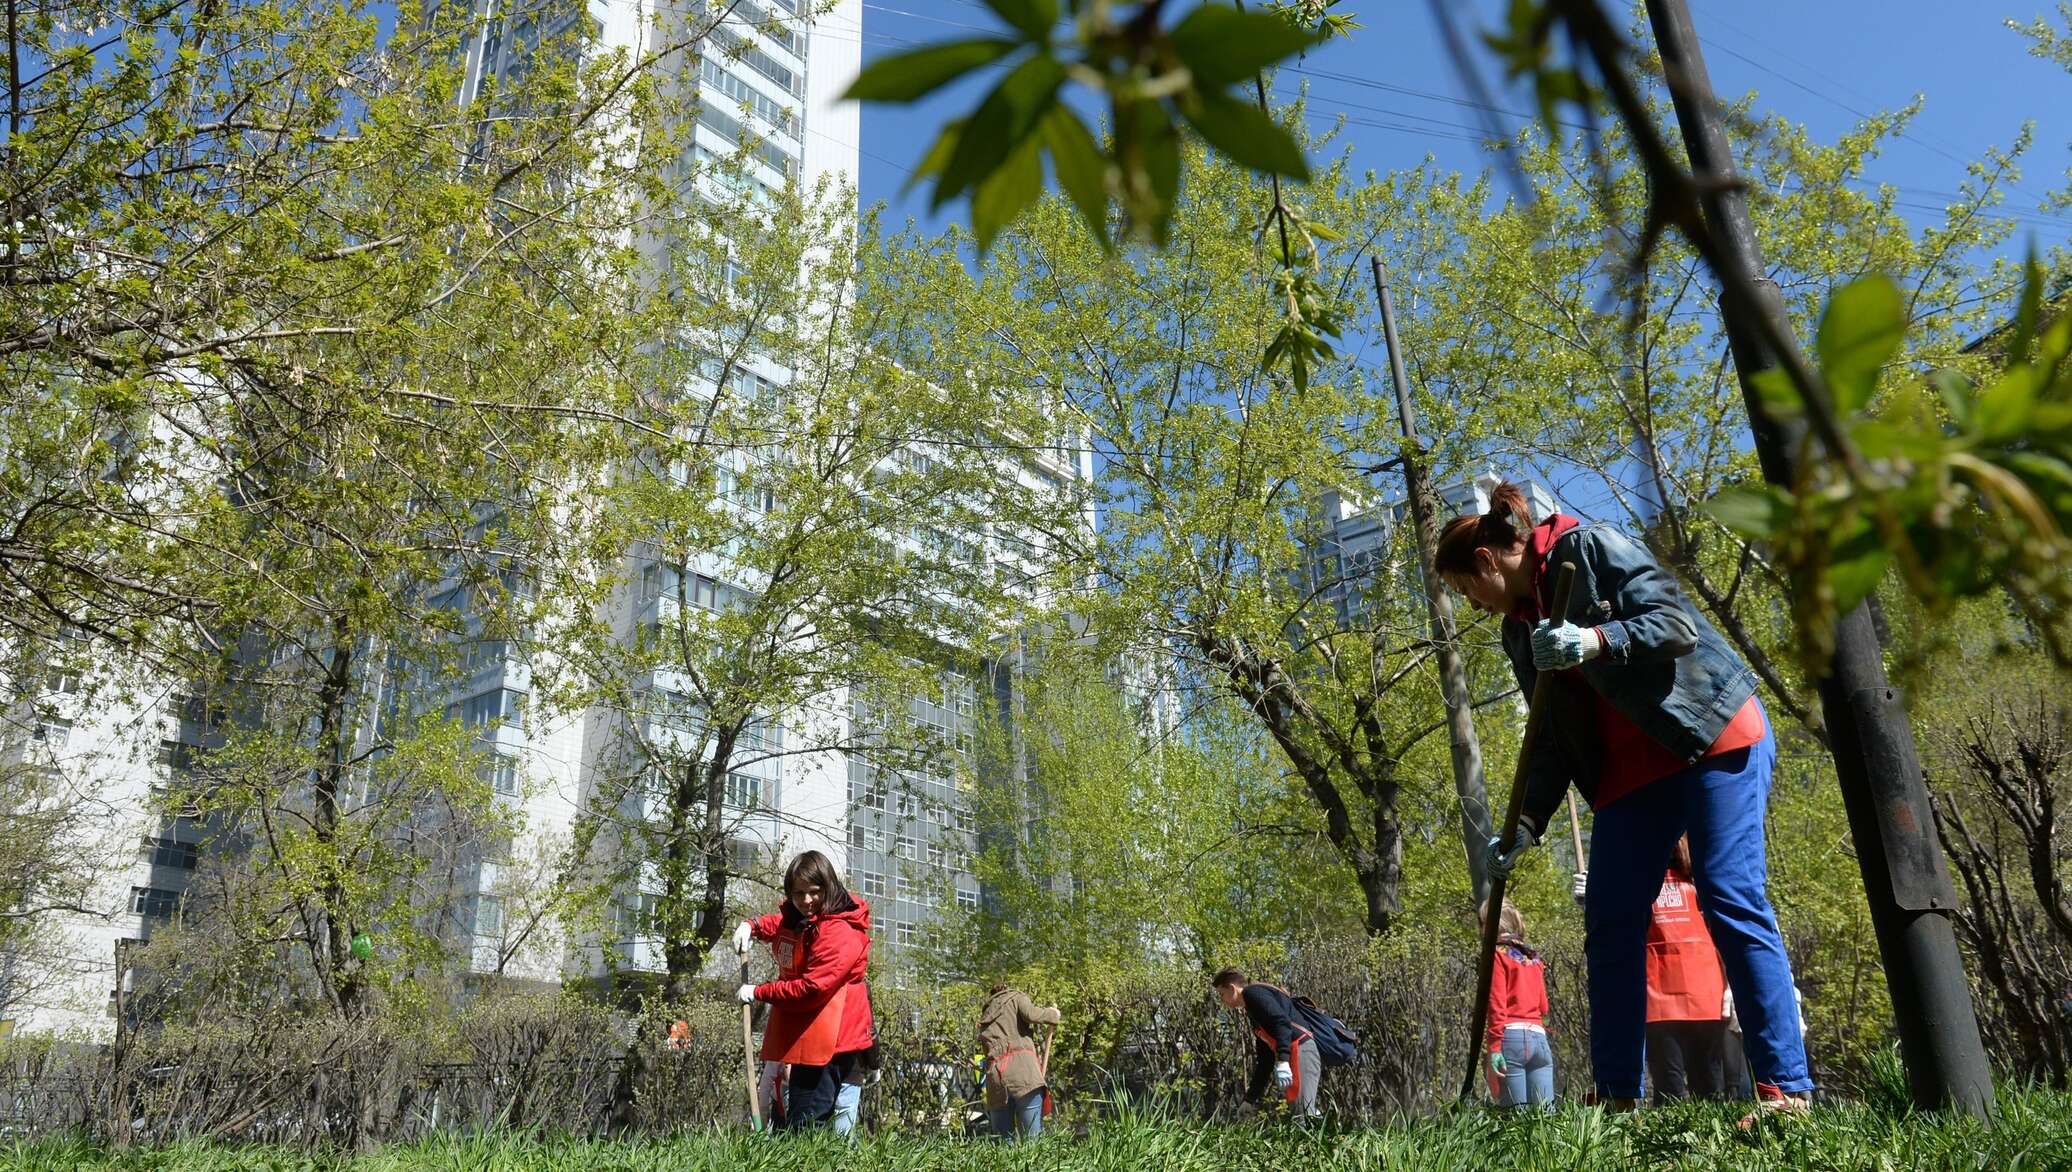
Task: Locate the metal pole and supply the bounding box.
[1641,0,1994,1117]
[1371,256,1495,902]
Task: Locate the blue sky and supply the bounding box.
[844,1,2072,519]
[850,0,2072,246]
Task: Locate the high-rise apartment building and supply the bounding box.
[0,0,1085,1035]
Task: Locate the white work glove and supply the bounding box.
[1273,1061,1293,1091]
[1531,619,1602,670]
[1572,870,1589,906]
[736,983,758,1005]
[1485,825,1538,879]
[732,920,754,955]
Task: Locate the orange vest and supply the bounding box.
[1645,876,1727,1022]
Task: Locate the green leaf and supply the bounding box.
[2008,250,2045,368]
[1815,275,1905,416]
[1975,367,2039,442]
[1851,420,1943,464]
[1131,102,1181,247]
[903,119,965,193]
[1751,368,1804,420]
[1703,484,1792,540]
[2036,300,2072,383]
[1533,67,1587,139]
[2002,451,2072,518]
[2030,401,2072,442]
[1827,516,1891,615]
[971,134,1043,254]
[1930,368,1973,431]
[932,53,1067,207]
[842,39,1021,103]
[980,0,1057,42]
[1040,105,1109,248]
[1167,4,1322,87]
[1176,88,1309,179]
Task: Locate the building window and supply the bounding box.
[130,886,180,920]
[473,895,504,937]
[855,869,885,897]
[730,838,760,874]
[956,888,979,911]
[615,893,656,939]
[725,771,762,810]
[31,718,71,747]
[453,688,525,729]
[895,921,916,946]
[848,824,883,852]
[926,841,946,868]
[483,754,520,796]
[896,874,917,902]
[157,739,200,775]
[144,837,199,871]
[483,830,515,865]
[894,835,916,861]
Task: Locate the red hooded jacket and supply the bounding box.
[749,897,873,1064]
[1484,939,1550,1054]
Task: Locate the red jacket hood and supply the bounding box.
[820,897,870,934]
[1511,513,1581,624]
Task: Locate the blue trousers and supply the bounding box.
[986,1089,1043,1141]
[1585,725,1813,1098]
[1498,1026,1556,1109]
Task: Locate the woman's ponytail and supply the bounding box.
[1434,481,1537,577]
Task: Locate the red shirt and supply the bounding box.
[1517,513,1767,810]
[1485,941,1549,1053]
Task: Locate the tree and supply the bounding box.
[2,0,733,1018]
[1376,99,2038,740]
[543,185,1073,995]
[902,131,1485,935]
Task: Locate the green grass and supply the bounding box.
[6,1090,2071,1171]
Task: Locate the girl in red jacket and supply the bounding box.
[1482,899,1555,1109]
[733,850,874,1130]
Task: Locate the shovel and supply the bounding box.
[741,953,762,1130]
[1460,561,1576,1103]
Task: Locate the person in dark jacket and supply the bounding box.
[1213,968,1321,1119]
[1436,483,1811,1119]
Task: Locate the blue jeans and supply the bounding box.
[1498,1026,1555,1109]
[986,1089,1042,1141]
[1585,726,1813,1098]
[832,1080,861,1137]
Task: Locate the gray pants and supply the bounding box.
[1285,1035,1322,1117]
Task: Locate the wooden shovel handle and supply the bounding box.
[1460,562,1576,1102]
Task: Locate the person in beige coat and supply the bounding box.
[977,984,1060,1141]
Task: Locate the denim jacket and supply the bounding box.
[1503,523,1757,836]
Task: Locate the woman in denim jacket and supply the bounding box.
[1436,483,1811,1117]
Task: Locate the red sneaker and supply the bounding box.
[1737,1082,1810,1128]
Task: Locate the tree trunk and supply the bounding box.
[313,620,362,1017]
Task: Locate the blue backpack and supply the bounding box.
[1267,984,1362,1068]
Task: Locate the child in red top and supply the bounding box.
[1482,899,1555,1109]
[733,850,874,1131]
